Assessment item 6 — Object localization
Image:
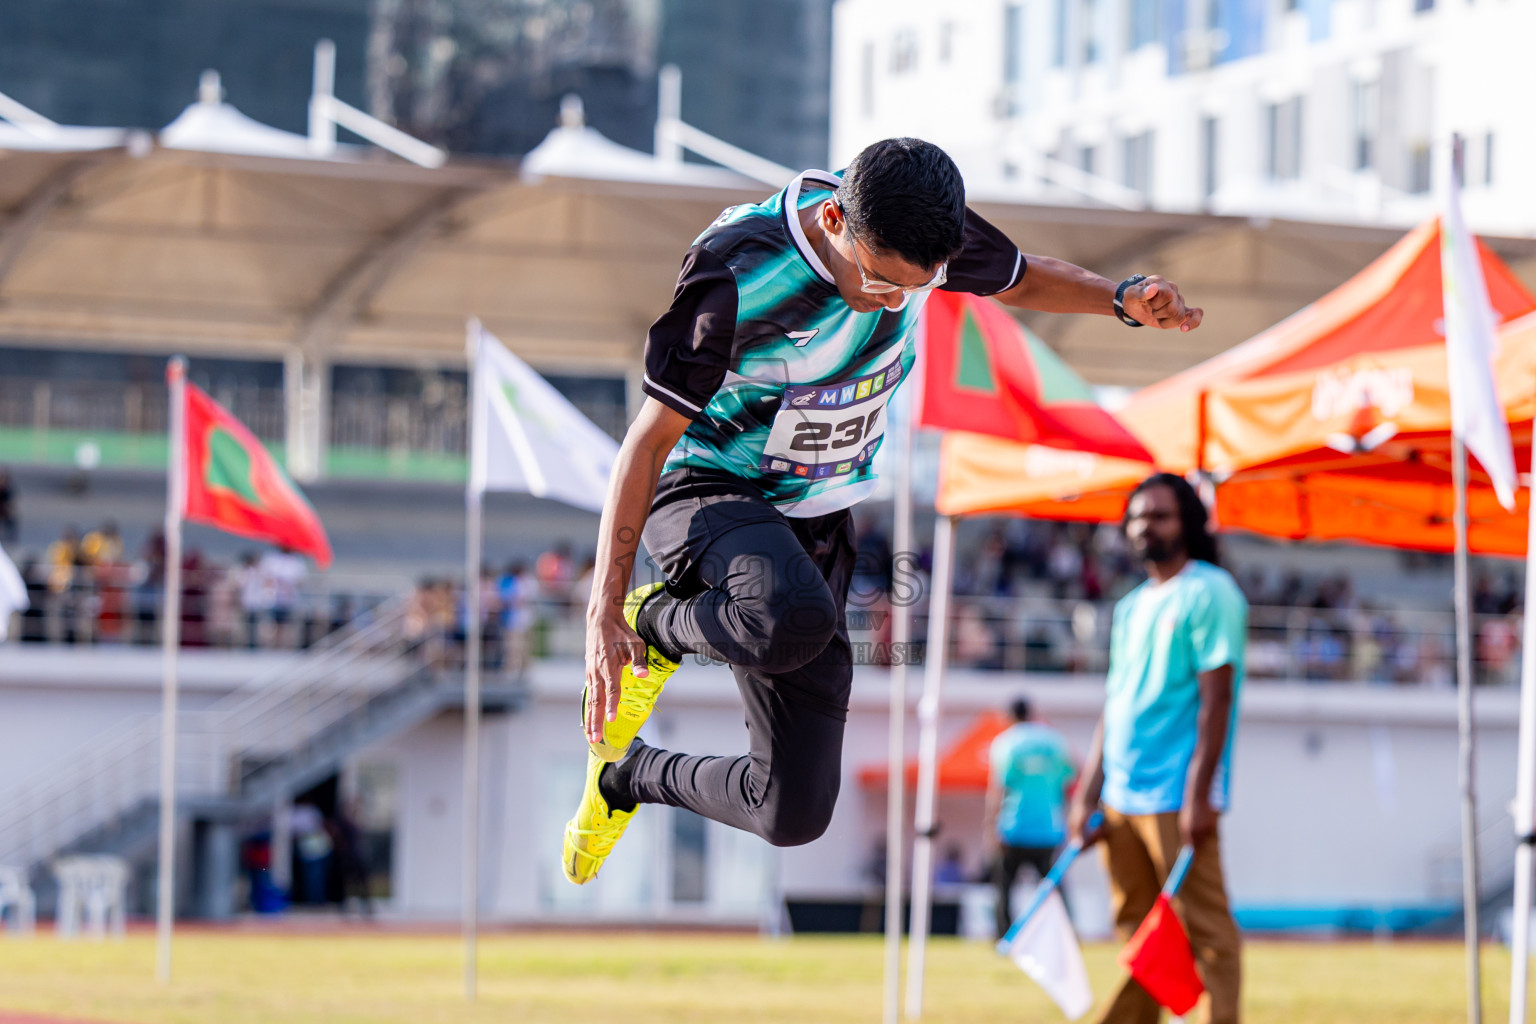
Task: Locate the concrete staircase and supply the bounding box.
[0,599,526,915]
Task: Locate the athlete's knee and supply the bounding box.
[757,794,836,848]
[756,584,838,673]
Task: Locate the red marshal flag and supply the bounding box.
[1117,894,1205,1015]
[919,290,1152,462]
[182,382,333,568]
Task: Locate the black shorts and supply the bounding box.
[642,465,855,597]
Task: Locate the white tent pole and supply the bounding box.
[883,391,916,1024]
[1508,450,1536,1024]
[1452,433,1484,1024]
[904,512,955,1020]
[155,356,187,984]
[462,323,486,1000]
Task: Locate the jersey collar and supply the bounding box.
[781,169,843,287]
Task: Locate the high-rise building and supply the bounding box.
[831,0,1536,233]
[0,0,370,132]
[659,0,833,171]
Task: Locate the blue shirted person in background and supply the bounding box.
[1069,473,1246,1024]
[985,696,1075,939]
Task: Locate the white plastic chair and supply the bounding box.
[0,865,36,936]
[53,856,127,940]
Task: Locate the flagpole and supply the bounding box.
[904,512,955,1019]
[156,356,187,984]
[1452,431,1484,1024]
[463,321,486,1000]
[1510,447,1536,1024]
[883,385,915,1024]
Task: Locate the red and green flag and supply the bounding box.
[919,290,1152,462]
[182,382,333,568]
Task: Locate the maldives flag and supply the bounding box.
[1117,894,1204,1015]
[182,383,333,568]
[919,291,1151,462]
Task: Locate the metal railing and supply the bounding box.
[844,593,1526,687]
[0,595,417,871]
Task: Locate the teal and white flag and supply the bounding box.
[0,543,28,642]
[1442,138,1517,510]
[469,322,619,513]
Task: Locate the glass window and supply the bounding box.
[891,30,919,75]
[1201,116,1219,199]
[1266,97,1303,181]
[1004,5,1024,85]
[1414,0,1435,12]
[1054,0,1068,66]
[1082,0,1098,63]
[1409,144,1432,194]
[1129,0,1159,50]
[1352,79,1378,171]
[861,42,875,116]
[1080,145,1097,177]
[672,809,708,903]
[1484,132,1495,186]
[1122,131,1154,197]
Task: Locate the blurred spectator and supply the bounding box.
[498,562,532,676]
[237,552,270,648]
[260,547,306,648]
[79,521,122,566]
[20,557,46,643]
[135,529,167,644]
[1478,612,1520,686]
[535,541,575,606]
[0,467,14,544]
[289,803,333,905]
[46,525,80,595]
[330,799,373,916]
[181,550,209,647]
[934,845,967,886]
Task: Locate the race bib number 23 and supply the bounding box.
[758,350,904,480]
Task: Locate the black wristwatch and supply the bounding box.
[1114,274,1148,328]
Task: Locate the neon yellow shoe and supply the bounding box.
[562,750,636,885]
[586,582,680,762]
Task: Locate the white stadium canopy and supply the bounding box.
[2,47,1535,476]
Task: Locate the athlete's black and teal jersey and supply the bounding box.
[641,170,1024,517]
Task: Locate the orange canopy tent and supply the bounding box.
[938,217,1536,555]
[859,710,1012,793]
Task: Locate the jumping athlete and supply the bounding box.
[563,137,1203,883]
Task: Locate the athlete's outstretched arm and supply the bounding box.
[992,255,1204,332]
[584,398,691,746]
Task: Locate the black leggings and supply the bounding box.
[626,509,855,848]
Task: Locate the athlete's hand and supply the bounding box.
[584,603,648,746]
[1121,276,1203,332]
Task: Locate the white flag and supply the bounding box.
[1442,139,1517,510]
[469,322,619,513]
[0,543,28,642]
[1006,889,1094,1020]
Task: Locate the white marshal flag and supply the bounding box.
[0,543,26,641]
[1004,889,1094,1020]
[1442,139,1517,510]
[469,322,619,512]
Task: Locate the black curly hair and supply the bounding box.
[836,138,966,271]
[1123,472,1220,566]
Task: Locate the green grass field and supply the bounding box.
[0,931,1519,1024]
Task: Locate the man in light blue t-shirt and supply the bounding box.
[985,697,1075,938]
[1069,473,1245,1024]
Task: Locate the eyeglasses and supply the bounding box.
[837,206,948,295]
